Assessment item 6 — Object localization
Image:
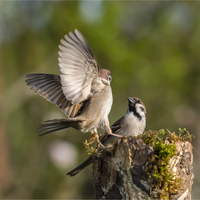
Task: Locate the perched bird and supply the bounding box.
[25,29,119,143]
[67,97,146,176]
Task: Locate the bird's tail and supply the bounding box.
[37,118,81,136]
[67,156,93,176]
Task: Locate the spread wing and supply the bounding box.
[59,29,100,105]
[25,73,83,118]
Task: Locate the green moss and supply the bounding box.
[142,128,193,200]
[88,147,95,155]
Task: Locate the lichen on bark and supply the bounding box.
[92,129,194,200]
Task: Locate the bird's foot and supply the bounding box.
[94,132,105,148]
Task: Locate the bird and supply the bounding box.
[67,96,146,176]
[25,29,120,144]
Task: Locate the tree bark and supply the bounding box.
[92,136,194,200]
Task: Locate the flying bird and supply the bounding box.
[67,97,146,176]
[25,29,119,144]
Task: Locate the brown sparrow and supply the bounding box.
[25,29,119,144]
[67,97,146,176]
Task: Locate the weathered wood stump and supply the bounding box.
[92,131,194,200]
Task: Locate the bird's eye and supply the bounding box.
[140,106,145,112]
[108,75,112,82]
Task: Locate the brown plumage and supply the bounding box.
[25,73,83,118]
[67,97,146,176]
[25,29,114,139]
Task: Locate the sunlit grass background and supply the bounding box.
[1,1,200,199]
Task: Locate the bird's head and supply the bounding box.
[99,69,112,85]
[127,97,146,120]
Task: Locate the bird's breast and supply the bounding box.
[80,85,113,132]
[120,113,146,137]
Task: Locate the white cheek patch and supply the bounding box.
[135,104,145,116]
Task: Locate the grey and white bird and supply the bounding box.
[25,29,118,142]
[67,97,146,176]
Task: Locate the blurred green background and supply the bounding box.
[0,1,200,199]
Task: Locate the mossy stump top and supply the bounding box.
[92,129,194,200]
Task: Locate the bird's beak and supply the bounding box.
[127,97,132,101]
[127,97,134,103]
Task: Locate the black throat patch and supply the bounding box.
[129,103,142,121]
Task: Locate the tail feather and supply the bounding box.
[67,156,93,176]
[37,119,70,136]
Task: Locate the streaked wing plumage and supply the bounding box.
[25,73,83,118]
[100,116,124,144]
[59,29,100,105]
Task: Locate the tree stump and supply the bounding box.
[92,131,194,200]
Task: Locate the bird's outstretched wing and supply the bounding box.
[25,29,103,117]
[25,73,83,118]
[59,29,100,105]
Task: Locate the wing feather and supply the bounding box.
[59,29,100,104]
[25,30,104,116]
[25,73,83,118]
